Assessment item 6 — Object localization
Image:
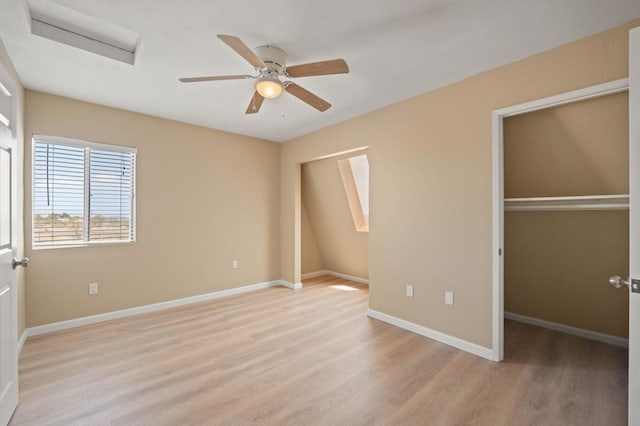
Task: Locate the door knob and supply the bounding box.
[12,257,29,270]
[609,275,629,289]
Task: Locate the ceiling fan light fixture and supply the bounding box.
[255,76,283,99]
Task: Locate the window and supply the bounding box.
[32,135,136,248]
[338,153,369,232]
[0,81,11,128]
[0,146,11,250]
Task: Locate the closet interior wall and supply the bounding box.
[504,92,630,338]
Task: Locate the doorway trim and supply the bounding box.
[491,78,629,362]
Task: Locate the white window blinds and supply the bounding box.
[33,136,136,248]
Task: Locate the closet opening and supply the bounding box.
[492,79,630,362]
[300,148,370,295]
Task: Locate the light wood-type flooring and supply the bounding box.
[10,275,628,425]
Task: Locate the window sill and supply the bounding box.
[32,240,135,251]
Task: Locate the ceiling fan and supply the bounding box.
[179,34,349,114]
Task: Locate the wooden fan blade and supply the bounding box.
[285,82,331,111]
[217,34,265,68]
[179,75,251,83]
[285,59,349,78]
[245,91,265,114]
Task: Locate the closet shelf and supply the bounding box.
[504,194,629,211]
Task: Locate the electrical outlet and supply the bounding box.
[445,291,454,306]
[232,259,238,269]
[89,282,99,295]
[406,284,414,298]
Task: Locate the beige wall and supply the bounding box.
[504,93,629,337]
[24,91,280,327]
[504,92,629,198]
[281,20,640,348]
[301,152,368,278]
[301,202,323,274]
[505,211,629,337]
[0,39,25,339]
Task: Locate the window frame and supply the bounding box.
[31,134,137,250]
[337,154,369,233]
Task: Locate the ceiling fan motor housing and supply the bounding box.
[254,45,287,74]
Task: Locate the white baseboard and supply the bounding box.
[367,309,493,360]
[17,330,27,354]
[27,280,287,338]
[301,270,329,279]
[279,280,303,290]
[505,312,629,348]
[325,271,369,285]
[301,270,369,285]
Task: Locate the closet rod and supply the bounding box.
[504,194,629,212]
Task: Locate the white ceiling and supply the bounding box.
[1,0,639,142]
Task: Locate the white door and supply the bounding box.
[629,25,640,426]
[0,65,19,424]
